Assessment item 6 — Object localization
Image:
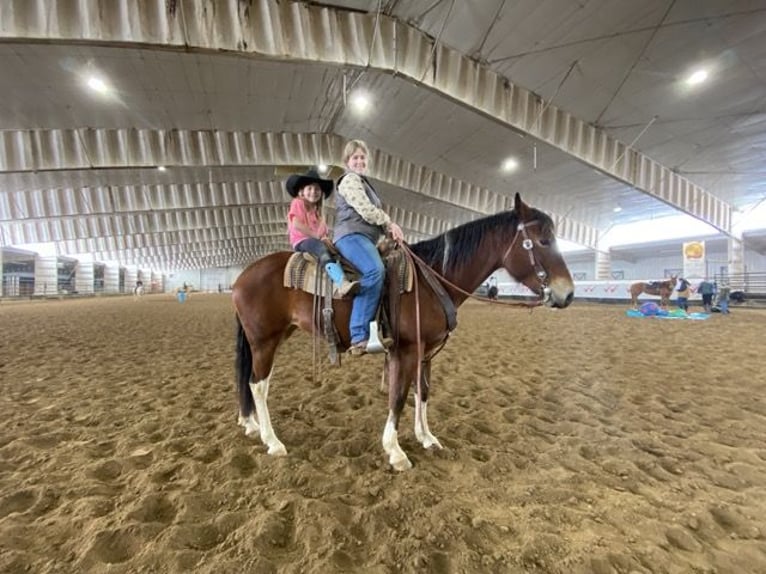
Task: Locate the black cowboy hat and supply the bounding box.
[285,168,334,199]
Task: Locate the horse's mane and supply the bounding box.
[410,208,554,275]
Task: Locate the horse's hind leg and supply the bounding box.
[235,318,259,436]
[413,361,442,451]
[250,372,287,456]
[248,338,287,456]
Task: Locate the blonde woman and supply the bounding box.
[333,140,404,355]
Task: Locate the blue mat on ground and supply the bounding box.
[626,303,710,320]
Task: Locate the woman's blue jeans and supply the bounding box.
[335,233,384,344]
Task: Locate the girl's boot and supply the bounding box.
[324,261,359,297]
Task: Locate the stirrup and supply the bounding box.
[366,320,389,354]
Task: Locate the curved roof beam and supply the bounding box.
[0,0,605,246]
[0,129,599,253]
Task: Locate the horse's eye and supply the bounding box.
[539,238,552,247]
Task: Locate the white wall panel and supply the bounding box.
[33,255,57,295]
[75,259,94,294]
[104,262,120,293]
[124,267,137,293]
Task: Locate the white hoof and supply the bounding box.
[390,453,413,471]
[422,435,443,450]
[238,414,259,437]
[267,442,287,456]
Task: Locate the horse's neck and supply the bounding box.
[437,233,508,306]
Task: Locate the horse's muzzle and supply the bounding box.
[543,281,574,308]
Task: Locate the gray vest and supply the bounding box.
[333,173,385,243]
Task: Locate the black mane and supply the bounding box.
[409,208,554,275]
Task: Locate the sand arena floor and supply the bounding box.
[1,294,765,573]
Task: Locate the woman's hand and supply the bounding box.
[387,222,404,243]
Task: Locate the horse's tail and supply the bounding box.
[235,314,255,417]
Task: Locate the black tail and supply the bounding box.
[235,315,255,417]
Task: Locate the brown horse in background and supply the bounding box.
[232,193,574,471]
[629,276,677,307]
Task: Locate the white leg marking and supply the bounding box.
[249,376,287,456]
[237,413,259,437]
[382,413,412,471]
[414,397,443,450]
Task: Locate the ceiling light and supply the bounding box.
[86,75,109,94]
[317,163,328,174]
[157,166,166,172]
[349,91,371,114]
[685,69,708,86]
[501,157,519,173]
[613,206,622,213]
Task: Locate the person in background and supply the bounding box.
[676,277,691,311]
[286,168,359,297]
[716,282,731,314]
[333,139,404,355]
[487,276,499,301]
[698,279,715,312]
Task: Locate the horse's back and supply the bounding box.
[232,252,348,340]
[233,252,292,302]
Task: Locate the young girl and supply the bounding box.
[287,168,359,297]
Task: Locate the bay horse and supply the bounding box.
[232,193,575,471]
[629,276,677,308]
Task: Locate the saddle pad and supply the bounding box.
[283,252,413,298]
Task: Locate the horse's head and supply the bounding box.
[501,193,575,308]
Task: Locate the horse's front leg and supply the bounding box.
[249,371,287,456]
[382,350,415,471]
[414,360,443,450]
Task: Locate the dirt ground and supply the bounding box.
[1,294,765,573]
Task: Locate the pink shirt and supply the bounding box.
[288,198,328,247]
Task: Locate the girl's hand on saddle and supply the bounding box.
[387,222,404,244]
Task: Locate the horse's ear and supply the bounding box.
[514,192,529,218]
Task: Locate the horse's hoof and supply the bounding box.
[423,438,443,450]
[390,455,413,472]
[241,420,259,437]
[239,414,260,436]
[267,443,287,456]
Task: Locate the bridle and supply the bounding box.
[399,216,553,308]
[500,219,551,304]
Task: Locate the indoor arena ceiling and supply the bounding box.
[1,0,765,270]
